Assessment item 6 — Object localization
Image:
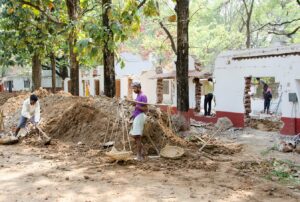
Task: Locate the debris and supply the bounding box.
[249,118,283,132]
[0,135,19,145]
[278,141,294,153]
[215,117,233,130]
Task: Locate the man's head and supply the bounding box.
[30,94,38,105]
[208,78,213,82]
[256,77,260,81]
[131,82,141,94]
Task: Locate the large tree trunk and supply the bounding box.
[32,52,41,91]
[103,0,115,98]
[66,0,80,96]
[176,0,189,113]
[50,52,56,93]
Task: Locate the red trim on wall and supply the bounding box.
[160,107,300,135]
[159,107,245,128]
[280,117,298,135]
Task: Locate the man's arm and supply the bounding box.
[138,96,148,112]
[34,101,41,123]
[136,105,148,112]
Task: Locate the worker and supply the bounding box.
[127,82,148,161]
[264,87,272,114]
[256,77,268,97]
[14,94,40,137]
[202,78,214,116]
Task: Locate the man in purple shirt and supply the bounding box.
[128,82,148,161]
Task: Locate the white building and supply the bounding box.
[1,70,63,92]
[214,43,300,135]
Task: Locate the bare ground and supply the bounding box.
[1,129,299,202]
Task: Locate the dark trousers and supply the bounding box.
[204,93,213,116]
[264,99,271,113]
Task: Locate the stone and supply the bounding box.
[215,117,233,130]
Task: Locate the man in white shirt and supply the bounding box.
[14,94,40,137]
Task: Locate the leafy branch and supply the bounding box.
[20,0,66,26]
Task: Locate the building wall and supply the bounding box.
[77,67,104,97]
[140,70,157,104]
[214,45,300,135]
[120,76,129,99]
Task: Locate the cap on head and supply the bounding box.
[30,94,38,102]
[208,78,213,82]
[131,81,141,88]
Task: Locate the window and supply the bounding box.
[252,77,279,99]
[24,79,30,88]
[163,80,169,94]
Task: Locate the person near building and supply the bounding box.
[203,78,214,116]
[264,87,272,114]
[127,82,148,161]
[256,77,268,97]
[14,94,40,137]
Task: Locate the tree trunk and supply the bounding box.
[66,0,80,96]
[246,21,250,48]
[156,64,163,104]
[32,52,41,91]
[50,52,56,93]
[243,0,254,48]
[176,0,189,113]
[103,0,115,98]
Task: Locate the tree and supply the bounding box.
[66,0,80,95]
[0,1,54,90]
[242,0,255,48]
[102,0,115,98]
[175,0,190,116]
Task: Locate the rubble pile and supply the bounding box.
[249,118,284,132]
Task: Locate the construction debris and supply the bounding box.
[215,117,233,130]
[0,133,18,145]
[277,134,300,153]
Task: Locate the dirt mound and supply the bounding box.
[0,92,22,106]
[1,93,29,115]
[10,94,187,154]
[34,87,50,98]
[249,118,283,132]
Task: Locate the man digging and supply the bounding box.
[14,94,40,138]
[127,82,148,161]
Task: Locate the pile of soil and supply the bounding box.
[1,90,190,154]
[249,118,284,132]
[0,92,22,106]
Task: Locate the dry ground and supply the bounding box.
[0,129,299,202]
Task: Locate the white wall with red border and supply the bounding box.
[214,44,300,135]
